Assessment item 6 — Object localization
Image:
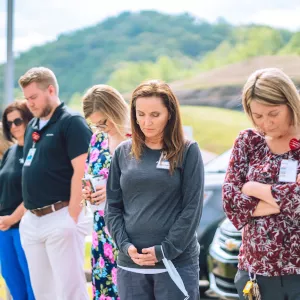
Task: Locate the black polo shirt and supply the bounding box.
[0,145,24,228]
[22,103,92,210]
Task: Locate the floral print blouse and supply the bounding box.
[223,129,300,276]
[85,132,111,179]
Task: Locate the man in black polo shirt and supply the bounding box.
[18,67,92,300]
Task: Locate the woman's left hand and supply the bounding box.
[0,216,14,231]
[91,185,106,205]
[141,247,158,263]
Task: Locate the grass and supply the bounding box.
[181,106,251,154]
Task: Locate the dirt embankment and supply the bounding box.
[171,55,300,110]
[174,85,244,110]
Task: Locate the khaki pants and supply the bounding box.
[20,206,93,300]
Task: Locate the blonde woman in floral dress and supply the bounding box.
[82,85,130,300]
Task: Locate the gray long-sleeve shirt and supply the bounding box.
[104,140,204,268]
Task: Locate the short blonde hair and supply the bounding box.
[0,122,13,159]
[19,67,59,95]
[82,85,129,135]
[242,68,300,126]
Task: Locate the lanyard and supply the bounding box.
[161,246,190,300]
[31,131,41,148]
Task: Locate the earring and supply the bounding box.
[136,120,139,124]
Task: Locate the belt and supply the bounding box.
[30,201,69,217]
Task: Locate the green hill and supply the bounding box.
[0,10,299,104]
[0,11,232,101]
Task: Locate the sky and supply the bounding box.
[0,0,300,63]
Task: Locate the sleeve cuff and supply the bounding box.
[270,185,281,203]
[249,198,260,217]
[154,245,164,262]
[122,243,133,257]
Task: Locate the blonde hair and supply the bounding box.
[0,122,13,159]
[19,67,59,95]
[242,68,300,126]
[82,85,129,135]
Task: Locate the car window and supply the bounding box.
[204,149,231,173]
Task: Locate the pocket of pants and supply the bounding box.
[66,209,78,227]
[75,209,93,236]
[19,211,29,231]
[234,269,249,299]
[234,269,246,285]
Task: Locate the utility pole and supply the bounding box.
[3,0,14,111]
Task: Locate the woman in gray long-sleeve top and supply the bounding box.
[104,80,204,300]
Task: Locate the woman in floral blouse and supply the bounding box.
[82,85,130,300]
[223,68,300,300]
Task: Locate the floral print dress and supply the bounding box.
[85,132,119,300]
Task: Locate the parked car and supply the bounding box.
[207,218,242,299]
[197,150,231,290]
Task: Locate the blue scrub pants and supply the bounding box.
[0,228,35,300]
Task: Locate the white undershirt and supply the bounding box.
[118,265,167,274]
[39,119,49,130]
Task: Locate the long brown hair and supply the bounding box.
[131,80,185,174]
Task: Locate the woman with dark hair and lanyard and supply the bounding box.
[105,80,204,300]
[0,100,35,300]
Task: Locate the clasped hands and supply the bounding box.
[128,245,158,266]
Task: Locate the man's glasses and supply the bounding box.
[7,118,24,129]
[90,119,108,131]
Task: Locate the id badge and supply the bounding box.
[278,159,298,182]
[156,152,170,170]
[24,148,37,166]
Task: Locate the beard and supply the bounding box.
[39,104,53,118]
[34,97,53,119]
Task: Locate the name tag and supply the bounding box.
[278,159,298,182]
[24,148,37,167]
[156,152,170,170]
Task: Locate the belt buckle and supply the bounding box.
[32,207,42,214]
[50,204,56,212]
[33,204,55,214]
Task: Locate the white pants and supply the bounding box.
[20,206,93,300]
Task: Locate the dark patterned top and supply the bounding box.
[223,129,300,276]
